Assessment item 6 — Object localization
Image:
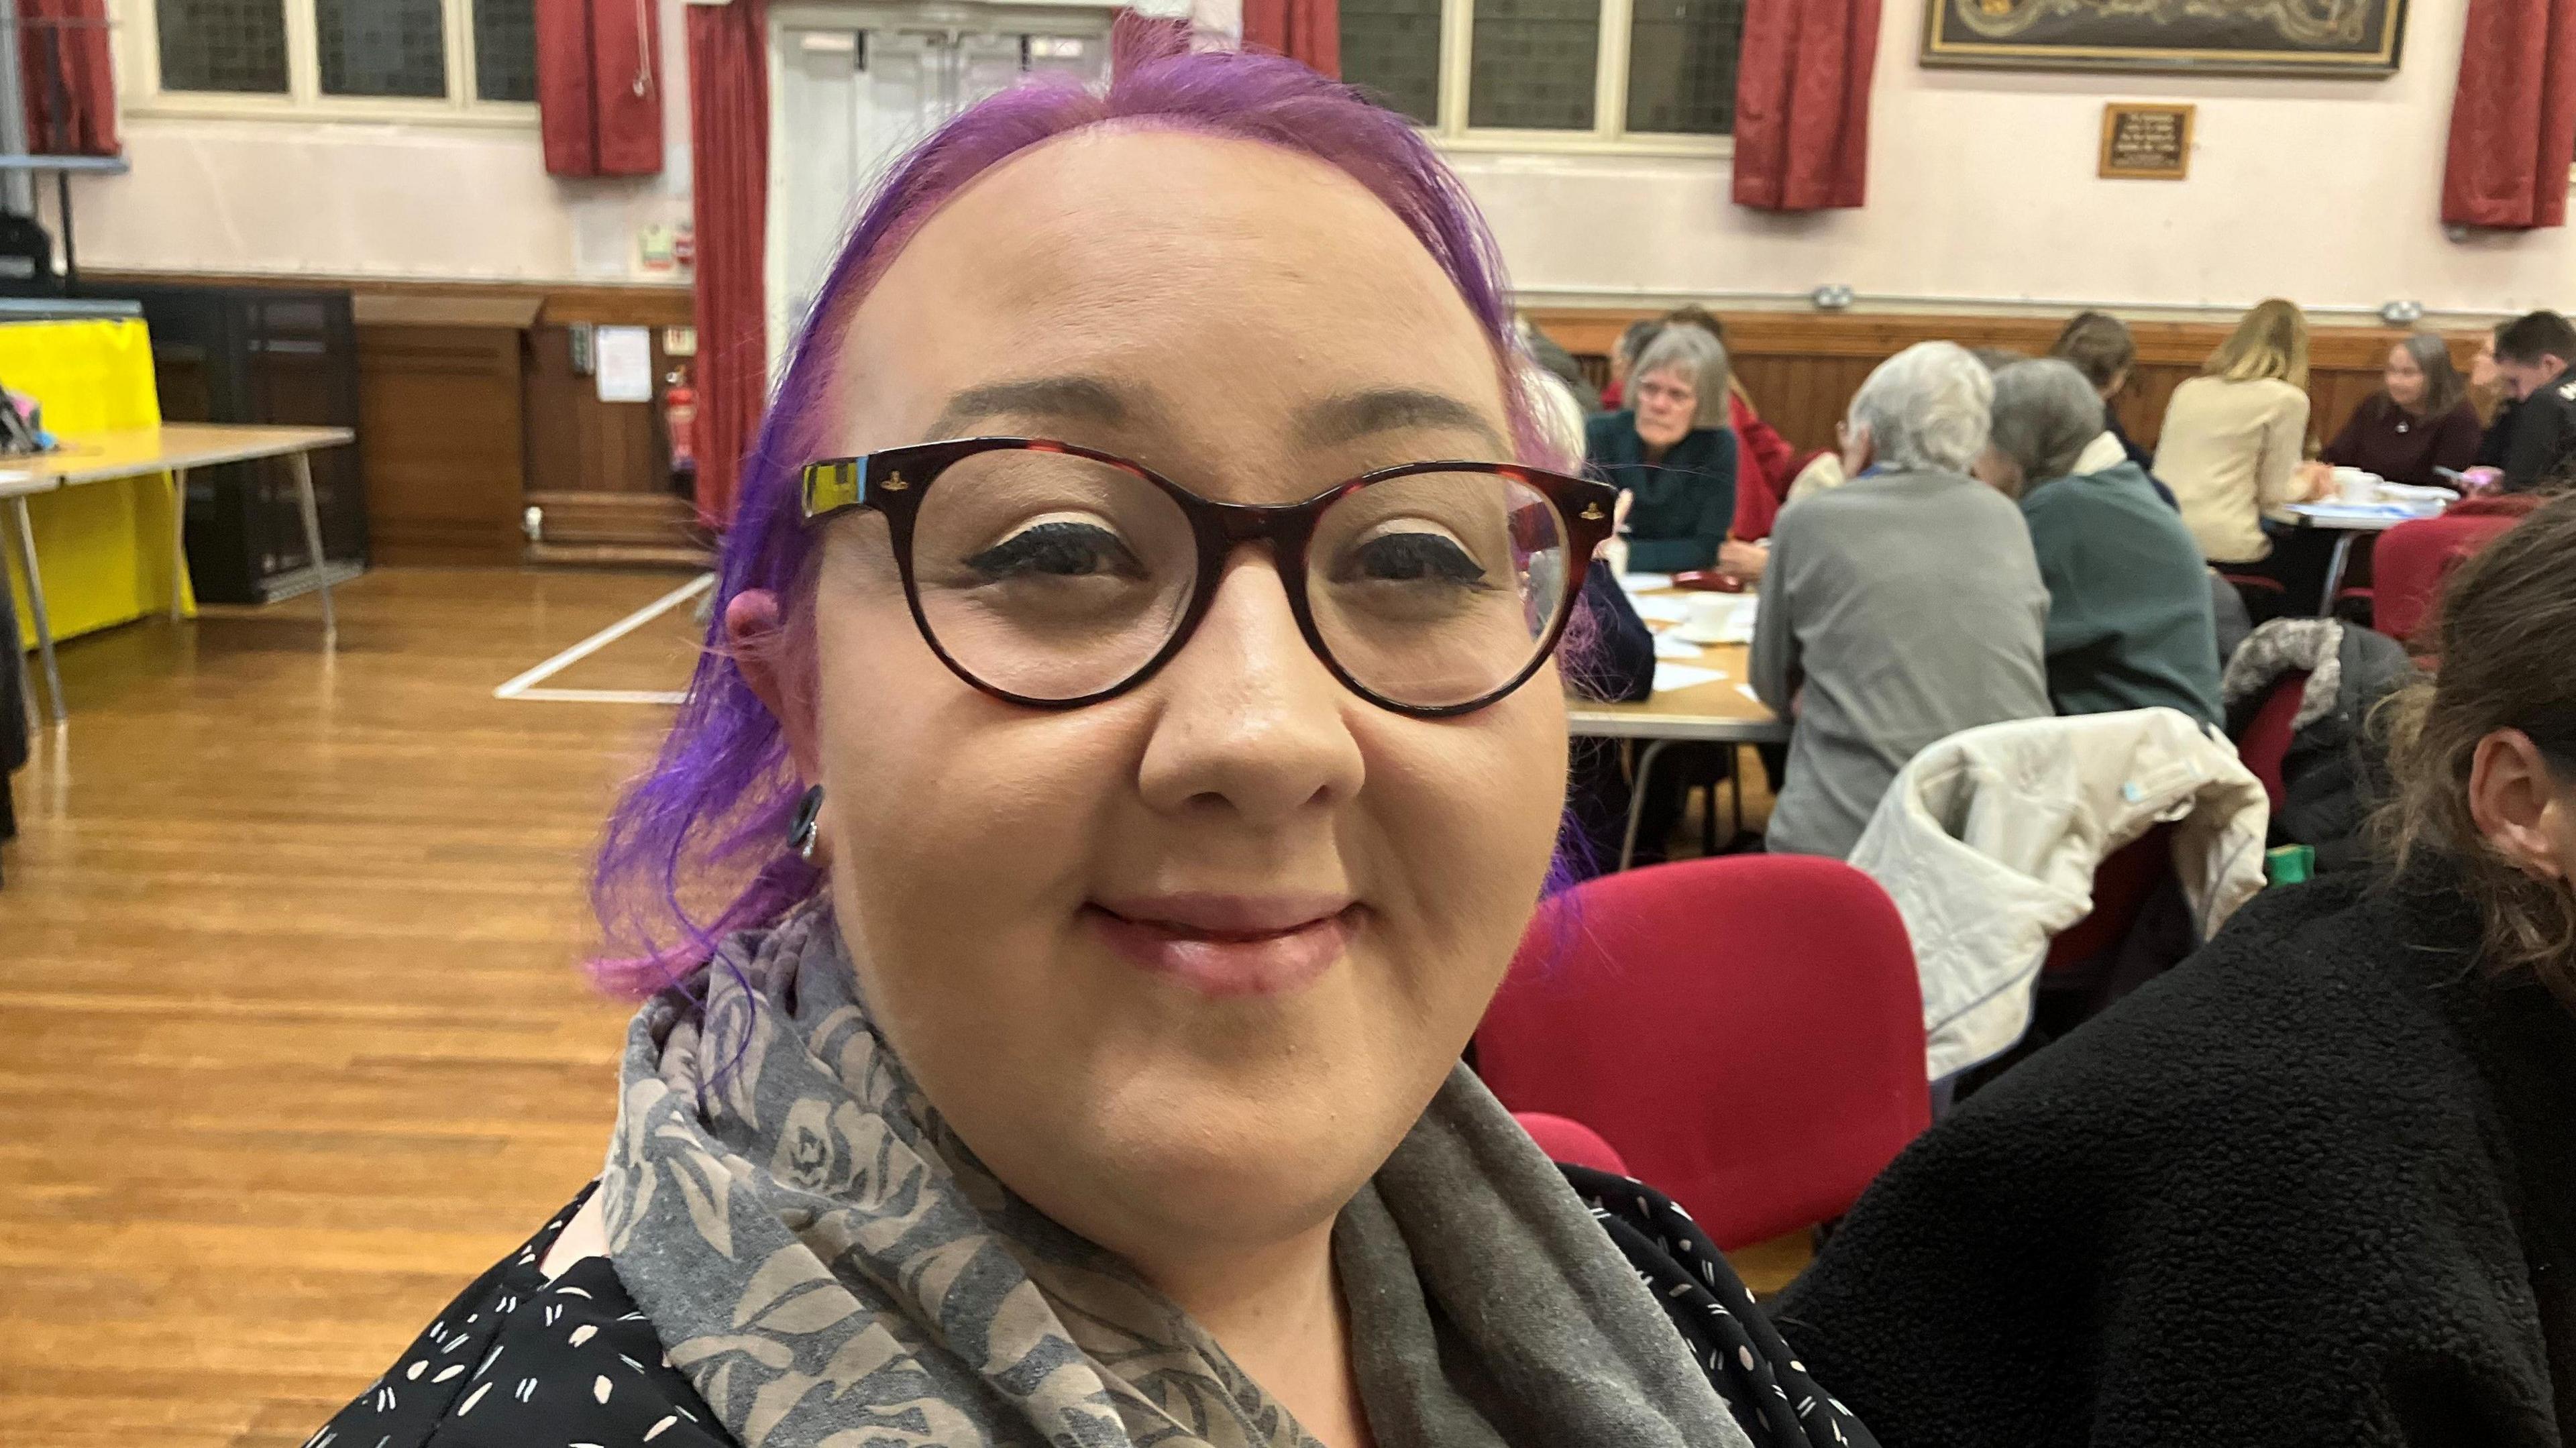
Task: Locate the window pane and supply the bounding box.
[1625,0,1743,135]
[1340,0,1442,126]
[155,0,288,93]
[317,0,447,98]
[1468,0,1598,131]
[474,0,537,101]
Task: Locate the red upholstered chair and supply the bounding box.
[2234,670,2310,816]
[1513,1111,1631,1176]
[2042,822,2176,974]
[2365,503,2536,646]
[1476,855,1927,1251]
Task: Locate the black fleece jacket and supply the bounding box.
[1777,871,2576,1447]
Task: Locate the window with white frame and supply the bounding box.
[133,0,538,114]
[1340,0,1745,149]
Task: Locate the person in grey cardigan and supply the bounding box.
[1752,342,2053,858]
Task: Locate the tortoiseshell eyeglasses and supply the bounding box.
[799,437,1617,718]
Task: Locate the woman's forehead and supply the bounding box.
[832,129,1507,449]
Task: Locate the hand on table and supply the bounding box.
[1717,539,1769,583]
[2296,461,2335,502]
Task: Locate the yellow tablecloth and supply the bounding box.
[2,318,191,651]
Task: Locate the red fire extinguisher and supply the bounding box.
[664,364,698,478]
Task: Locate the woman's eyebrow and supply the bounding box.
[926,376,1138,439]
[1296,388,1509,455]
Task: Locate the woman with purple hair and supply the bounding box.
[313,36,1872,1448]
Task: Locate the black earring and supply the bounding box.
[788,785,824,862]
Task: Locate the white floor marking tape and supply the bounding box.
[494,573,714,704]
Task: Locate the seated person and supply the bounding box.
[2050,309,2158,478]
[310,44,1872,1448]
[2315,331,2484,488]
[2155,298,2322,577]
[2473,326,2520,470]
[1648,305,1803,549]
[1752,342,2052,859]
[1599,316,1659,410]
[1777,492,2576,1447]
[2492,309,2576,492]
[1585,324,1738,573]
[1528,366,1658,875]
[1978,359,2222,726]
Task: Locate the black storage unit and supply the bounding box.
[85,284,368,604]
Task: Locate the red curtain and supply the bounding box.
[17,0,115,157]
[2442,0,2576,229]
[1731,0,1879,212]
[688,0,769,526]
[537,0,665,177]
[1241,0,1338,76]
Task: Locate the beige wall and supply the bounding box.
[1459,0,2574,319]
[64,0,694,284]
[65,0,2576,312]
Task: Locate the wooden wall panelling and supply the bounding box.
[1525,307,2487,466]
[353,313,531,566]
[521,323,701,558]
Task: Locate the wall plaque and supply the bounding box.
[2099,103,2194,180]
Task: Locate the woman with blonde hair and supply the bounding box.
[2155,298,2326,613]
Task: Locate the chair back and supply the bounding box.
[2041,822,2175,973]
[1512,1112,1631,1176]
[2372,510,2527,645]
[2233,670,2309,814]
[1477,855,1927,1250]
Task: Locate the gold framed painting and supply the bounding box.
[1923,0,2410,77]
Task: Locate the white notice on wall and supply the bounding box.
[595,325,653,404]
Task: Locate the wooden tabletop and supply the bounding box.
[1567,592,1789,743]
[0,423,356,490]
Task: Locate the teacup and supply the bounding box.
[2332,467,2380,504]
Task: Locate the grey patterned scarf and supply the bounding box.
[600,905,1751,1448]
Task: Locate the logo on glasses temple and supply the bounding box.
[879,470,910,491]
[1580,502,1605,520]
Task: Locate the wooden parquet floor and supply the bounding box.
[0,565,1806,1447]
[1,569,698,1447]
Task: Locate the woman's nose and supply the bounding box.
[1134,551,1366,827]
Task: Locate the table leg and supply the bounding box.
[1618,738,1674,873]
[168,467,189,622]
[2316,531,2359,618]
[289,451,335,641]
[7,495,62,724]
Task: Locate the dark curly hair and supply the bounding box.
[2374,489,2576,1007]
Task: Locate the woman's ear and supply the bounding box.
[728,588,824,783]
[2468,730,2572,883]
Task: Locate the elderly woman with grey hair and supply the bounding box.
[1980,359,2223,726]
[1750,342,2051,858]
[1585,324,1739,573]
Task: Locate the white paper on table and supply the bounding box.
[1618,571,1675,594]
[1651,634,1701,660]
[1652,661,1725,693]
[594,325,654,404]
[1737,683,1763,703]
[1629,596,1692,624]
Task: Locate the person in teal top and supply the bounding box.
[1982,359,2224,727]
[1585,324,1737,573]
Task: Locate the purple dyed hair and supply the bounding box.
[589,32,1595,991]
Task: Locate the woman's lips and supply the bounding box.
[1084,895,1358,998]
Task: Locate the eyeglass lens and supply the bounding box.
[903,449,1576,710]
